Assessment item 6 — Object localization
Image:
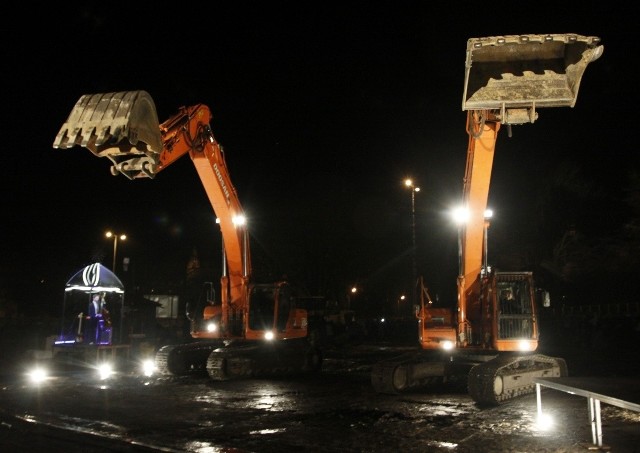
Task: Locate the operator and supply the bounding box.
[499,289,519,314]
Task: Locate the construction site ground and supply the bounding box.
[0,316,639,453]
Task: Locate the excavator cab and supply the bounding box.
[463,34,603,124]
[246,283,308,340]
[494,275,536,346]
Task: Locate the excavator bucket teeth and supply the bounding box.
[53,90,163,157]
[463,34,603,118]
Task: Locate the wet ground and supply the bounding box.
[1,341,639,452]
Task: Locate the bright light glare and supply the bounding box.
[206,322,218,332]
[105,231,126,241]
[264,331,275,341]
[232,215,246,226]
[452,206,469,225]
[536,412,554,430]
[518,340,532,351]
[441,340,455,350]
[28,367,48,384]
[142,359,156,377]
[97,363,114,380]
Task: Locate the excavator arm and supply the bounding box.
[455,110,500,346]
[457,33,603,345]
[54,90,316,379]
[53,91,249,319]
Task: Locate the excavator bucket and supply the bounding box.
[53,91,163,178]
[463,34,603,124]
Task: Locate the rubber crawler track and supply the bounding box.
[468,354,568,405]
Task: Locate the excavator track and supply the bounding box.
[371,352,426,394]
[468,353,568,405]
[155,341,225,376]
[372,351,566,405]
[206,339,322,380]
[371,351,472,394]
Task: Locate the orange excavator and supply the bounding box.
[371,33,603,404]
[53,91,322,379]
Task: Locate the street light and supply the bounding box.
[105,231,127,272]
[345,285,358,311]
[404,179,420,309]
[398,294,406,314]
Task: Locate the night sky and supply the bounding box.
[3,2,638,316]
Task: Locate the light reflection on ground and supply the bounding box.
[0,343,638,452]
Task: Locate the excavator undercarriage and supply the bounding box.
[155,339,322,379]
[371,350,567,405]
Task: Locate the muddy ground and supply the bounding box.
[0,337,639,453]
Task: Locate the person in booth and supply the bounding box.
[86,293,102,344]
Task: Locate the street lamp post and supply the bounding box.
[105,231,127,272]
[404,179,420,310]
[398,294,406,314]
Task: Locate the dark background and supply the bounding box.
[2,2,638,319]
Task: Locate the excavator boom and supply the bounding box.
[54,91,250,307]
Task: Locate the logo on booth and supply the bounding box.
[82,263,101,287]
